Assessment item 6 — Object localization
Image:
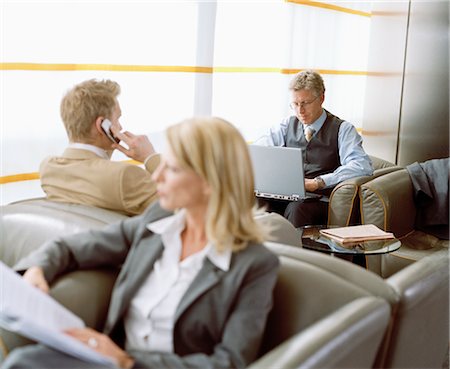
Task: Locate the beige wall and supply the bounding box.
[362,0,449,166]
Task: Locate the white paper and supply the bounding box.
[0,261,115,366]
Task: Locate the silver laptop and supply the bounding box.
[248,145,322,201]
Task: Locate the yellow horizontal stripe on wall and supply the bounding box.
[214,67,281,73]
[1,63,367,76]
[0,173,40,184]
[282,68,368,76]
[360,129,395,137]
[0,63,212,73]
[215,67,368,76]
[285,0,372,17]
[0,160,141,184]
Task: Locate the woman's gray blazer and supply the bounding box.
[13,202,280,369]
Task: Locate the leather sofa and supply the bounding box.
[0,197,300,361]
[360,168,449,277]
[327,155,401,227]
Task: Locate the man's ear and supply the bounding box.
[94,117,105,135]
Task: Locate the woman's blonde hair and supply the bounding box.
[166,117,267,252]
[60,79,120,142]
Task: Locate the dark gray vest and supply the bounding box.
[285,110,343,179]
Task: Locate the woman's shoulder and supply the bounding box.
[235,242,280,269]
[122,201,172,230]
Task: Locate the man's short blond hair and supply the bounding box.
[166,116,267,252]
[60,79,120,142]
[289,69,325,97]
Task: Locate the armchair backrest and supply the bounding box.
[1,199,300,267]
[0,198,127,267]
[254,211,301,247]
[370,155,398,170]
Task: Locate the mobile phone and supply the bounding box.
[101,119,121,144]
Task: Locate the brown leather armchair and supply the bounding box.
[360,168,449,277]
[251,242,392,369]
[327,155,401,227]
[262,242,449,369]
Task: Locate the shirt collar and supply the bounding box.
[68,143,109,159]
[302,108,326,133]
[147,210,231,271]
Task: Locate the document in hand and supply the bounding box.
[319,224,395,244]
[0,261,115,367]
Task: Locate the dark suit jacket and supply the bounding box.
[15,202,280,369]
[406,158,449,239]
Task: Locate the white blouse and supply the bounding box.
[124,209,231,352]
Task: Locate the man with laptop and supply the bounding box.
[253,70,373,227]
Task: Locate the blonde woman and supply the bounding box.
[5,117,279,369]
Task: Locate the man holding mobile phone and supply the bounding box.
[39,79,159,216]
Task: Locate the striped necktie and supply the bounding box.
[305,127,315,142]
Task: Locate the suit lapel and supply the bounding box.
[175,258,226,321]
[114,202,172,308]
[106,203,175,334]
[107,234,164,328]
[122,235,164,300]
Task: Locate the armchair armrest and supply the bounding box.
[249,297,390,369]
[360,169,416,237]
[328,166,401,227]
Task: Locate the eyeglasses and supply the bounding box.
[289,96,319,110]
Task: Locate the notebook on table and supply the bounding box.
[248,145,322,202]
[319,224,395,244]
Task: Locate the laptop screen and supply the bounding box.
[248,145,307,201]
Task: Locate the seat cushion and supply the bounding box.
[379,231,449,277]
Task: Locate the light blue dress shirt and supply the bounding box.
[254,109,373,188]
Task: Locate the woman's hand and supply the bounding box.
[22,266,50,293]
[65,327,135,369]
